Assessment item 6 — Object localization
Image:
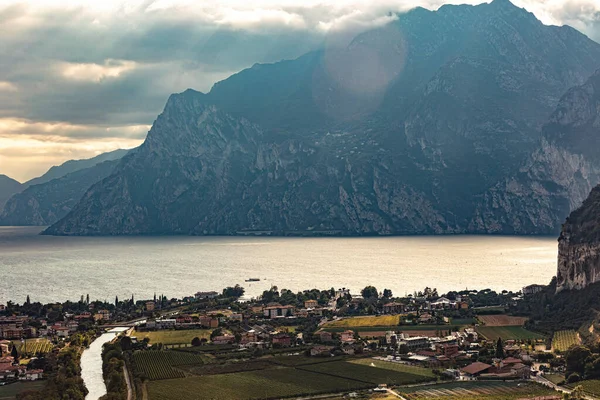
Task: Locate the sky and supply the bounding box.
[0,0,599,182]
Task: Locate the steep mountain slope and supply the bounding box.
[556,185,600,292]
[45,92,449,235]
[471,69,600,234]
[0,159,124,226]
[45,0,600,236]
[24,149,129,187]
[0,149,131,226]
[0,175,22,210]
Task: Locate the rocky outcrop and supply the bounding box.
[471,69,600,234]
[557,186,600,292]
[44,0,600,236]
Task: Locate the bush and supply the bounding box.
[191,337,201,347]
[567,372,581,384]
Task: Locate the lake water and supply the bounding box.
[0,226,558,304]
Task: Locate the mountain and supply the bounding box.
[0,159,125,227]
[556,184,600,292]
[471,69,600,233]
[45,0,600,236]
[0,175,22,210]
[24,149,129,187]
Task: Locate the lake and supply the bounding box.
[0,226,558,304]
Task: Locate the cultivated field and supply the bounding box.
[133,350,207,380]
[299,359,435,385]
[349,358,436,378]
[136,329,212,345]
[478,315,528,326]
[566,379,600,397]
[324,315,401,328]
[147,368,370,400]
[0,381,45,400]
[476,326,545,341]
[399,381,557,399]
[12,338,53,355]
[552,330,579,352]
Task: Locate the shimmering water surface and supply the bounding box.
[0,226,557,303]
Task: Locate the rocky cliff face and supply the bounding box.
[557,185,600,292]
[471,69,600,234]
[44,0,600,236]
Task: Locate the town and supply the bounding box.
[0,283,594,400]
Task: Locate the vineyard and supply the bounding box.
[12,339,53,355]
[552,330,579,352]
[400,381,556,399]
[566,379,600,397]
[133,350,206,380]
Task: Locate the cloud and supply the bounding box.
[0,0,598,181]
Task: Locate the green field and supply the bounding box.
[324,315,401,328]
[136,329,212,345]
[299,360,435,385]
[133,350,207,380]
[399,381,556,399]
[0,381,46,400]
[147,368,370,400]
[476,326,545,341]
[544,373,565,385]
[323,324,465,333]
[552,330,579,352]
[12,338,53,355]
[567,380,600,397]
[349,358,436,378]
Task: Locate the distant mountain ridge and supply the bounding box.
[24,149,129,187]
[0,175,22,210]
[44,0,600,236]
[0,149,131,226]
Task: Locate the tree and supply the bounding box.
[115,296,119,308]
[495,337,504,359]
[191,337,201,347]
[566,345,592,377]
[120,336,132,351]
[361,286,378,299]
[11,344,19,361]
[210,329,223,340]
[86,294,89,304]
[223,285,245,298]
[383,289,393,299]
[25,295,30,305]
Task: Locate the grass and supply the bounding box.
[324,315,401,328]
[552,330,579,352]
[299,360,435,385]
[135,329,212,345]
[323,324,465,333]
[544,373,565,385]
[399,381,556,399]
[147,368,370,400]
[476,326,545,341]
[0,381,46,400]
[566,379,600,397]
[349,358,436,378]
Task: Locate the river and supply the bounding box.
[81,327,128,400]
